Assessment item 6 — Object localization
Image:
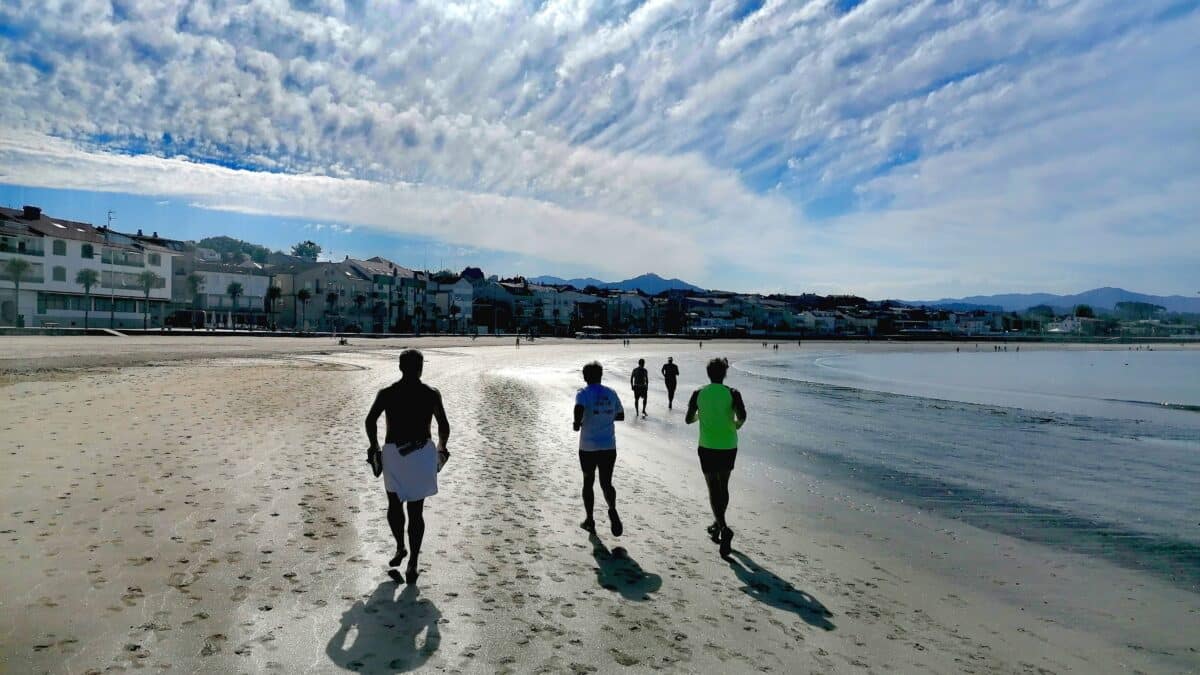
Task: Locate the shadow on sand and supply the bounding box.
[590,532,663,601]
[325,579,442,673]
[726,549,835,631]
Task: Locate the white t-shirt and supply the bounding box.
[575,384,623,452]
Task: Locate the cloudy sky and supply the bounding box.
[1,0,1197,298]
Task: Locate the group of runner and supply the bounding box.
[365,349,748,583]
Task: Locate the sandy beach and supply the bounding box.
[1,337,1197,674]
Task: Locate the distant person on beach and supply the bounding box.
[630,359,650,417]
[573,362,626,536]
[365,349,451,584]
[686,357,747,558]
[661,357,680,409]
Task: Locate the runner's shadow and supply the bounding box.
[325,581,442,673]
[726,549,835,631]
[590,532,662,601]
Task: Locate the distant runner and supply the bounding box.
[365,349,451,584]
[686,358,747,558]
[630,358,650,417]
[573,362,626,536]
[661,357,680,409]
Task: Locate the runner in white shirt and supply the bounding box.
[573,361,626,536]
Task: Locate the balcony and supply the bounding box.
[0,244,45,257]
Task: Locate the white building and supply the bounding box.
[0,206,177,329]
[427,274,474,332]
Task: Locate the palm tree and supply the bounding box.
[297,288,312,332]
[75,268,100,330]
[372,301,386,333]
[227,282,244,330]
[353,293,366,331]
[266,285,282,329]
[325,291,339,331]
[449,304,461,333]
[136,270,162,331]
[185,272,205,329]
[2,257,31,326]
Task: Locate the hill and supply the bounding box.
[900,287,1200,313]
[528,273,705,295]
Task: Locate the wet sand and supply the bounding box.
[1,337,1196,673]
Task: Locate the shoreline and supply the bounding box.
[1,340,1197,672]
[3,334,1196,377]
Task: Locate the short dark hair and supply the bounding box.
[582,361,603,384]
[638,358,645,366]
[399,349,424,376]
[706,357,729,382]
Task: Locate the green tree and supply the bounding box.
[196,236,270,264]
[186,272,205,307]
[291,240,322,262]
[3,257,32,326]
[226,282,244,329]
[1074,304,1095,318]
[136,270,163,330]
[266,285,282,328]
[297,288,312,331]
[326,291,340,331]
[75,268,100,330]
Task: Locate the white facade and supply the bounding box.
[1,209,176,329]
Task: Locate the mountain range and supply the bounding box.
[528,273,705,295]
[899,287,1200,314]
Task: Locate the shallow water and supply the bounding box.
[719,348,1200,589]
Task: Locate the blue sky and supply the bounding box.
[1,0,1197,297]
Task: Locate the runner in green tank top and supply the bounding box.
[686,358,747,558]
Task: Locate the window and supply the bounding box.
[81,244,94,258]
[53,240,66,256]
[53,266,66,282]
[148,253,161,266]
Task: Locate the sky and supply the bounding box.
[1,0,1197,298]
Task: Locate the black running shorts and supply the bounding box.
[579,449,617,473]
[697,446,737,473]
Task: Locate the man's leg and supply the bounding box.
[667,384,676,409]
[598,452,622,536]
[386,491,407,566]
[702,471,728,530]
[581,459,597,530]
[709,470,734,556]
[402,499,425,582]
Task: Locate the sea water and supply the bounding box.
[727,348,1200,589]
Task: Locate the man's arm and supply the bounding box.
[432,389,451,452]
[731,388,747,429]
[685,390,700,424]
[573,404,585,431]
[613,392,625,422]
[630,370,636,388]
[365,391,385,451]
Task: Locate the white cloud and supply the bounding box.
[0,0,1196,295]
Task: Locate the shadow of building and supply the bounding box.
[325,581,442,673]
[726,549,835,631]
[591,532,663,601]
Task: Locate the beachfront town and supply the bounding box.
[1,204,1196,339]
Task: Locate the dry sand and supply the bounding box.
[0,337,1196,674]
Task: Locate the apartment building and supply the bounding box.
[0,206,176,329]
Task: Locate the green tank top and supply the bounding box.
[697,383,738,450]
